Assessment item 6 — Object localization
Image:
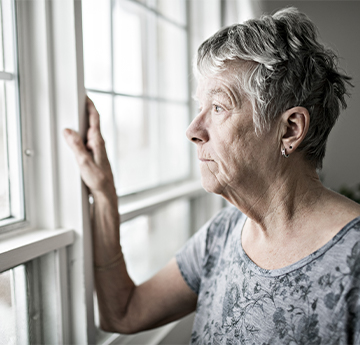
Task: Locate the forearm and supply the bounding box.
[91,191,197,334]
[92,190,136,333]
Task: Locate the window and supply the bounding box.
[0,0,24,229]
[82,0,190,195]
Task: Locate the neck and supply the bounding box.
[222,159,324,237]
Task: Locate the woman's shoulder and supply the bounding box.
[323,190,360,232]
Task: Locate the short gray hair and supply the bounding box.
[195,7,352,169]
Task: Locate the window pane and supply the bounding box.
[157,19,188,102]
[2,0,15,73]
[0,270,16,345]
[115,96,157,194]
[0,0,24,228]
[112,0,188,101]
[0,2,4,71]
[121,198,190,284]
[113,0,145,96]
[156,0,186,26]
[5,79,23,222]
[158,102,190,183]
[0,81,9,220]
[114,97,189,195]
[0,266,28,345]
[82,0,112,91]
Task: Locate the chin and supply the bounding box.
[200,175,224,195]
[199,162,225,195]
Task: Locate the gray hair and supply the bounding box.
[195,7,352,169]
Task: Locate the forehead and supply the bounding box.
[195,70,243,106]
[196,59,249,97]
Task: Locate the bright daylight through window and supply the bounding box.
[82,0,190,196]
[0,0,23,228]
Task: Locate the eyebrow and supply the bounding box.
[208,88,227,96]
[208,88,233,105]
[192,87,240,106]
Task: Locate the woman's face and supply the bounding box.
[186,70,278,197]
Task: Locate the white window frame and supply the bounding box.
[0,0,225,344]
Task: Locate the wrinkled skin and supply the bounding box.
[186,71,280,208]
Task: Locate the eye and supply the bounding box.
[213,104,223,113]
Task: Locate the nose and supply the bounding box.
[186,112,209,144]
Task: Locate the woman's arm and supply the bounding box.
[63,98,197,334]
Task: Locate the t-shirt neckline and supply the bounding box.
[236,213,360,277]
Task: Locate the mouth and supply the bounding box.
[199,158,214,162]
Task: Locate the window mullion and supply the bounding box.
[49,0,96,342]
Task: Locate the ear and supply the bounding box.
[280,107,310,155]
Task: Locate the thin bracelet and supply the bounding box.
[94,252,124,271]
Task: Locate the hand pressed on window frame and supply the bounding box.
[63,96,115,197]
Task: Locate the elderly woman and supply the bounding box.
[64,7,360,344]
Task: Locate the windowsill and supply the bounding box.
[119,179,205,223]
[0,228,75,272]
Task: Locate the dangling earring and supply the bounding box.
[282,147,289,158]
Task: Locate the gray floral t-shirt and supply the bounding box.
[176,206,360,345]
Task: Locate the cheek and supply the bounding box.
[214,128,258,182]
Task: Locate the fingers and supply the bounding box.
[63,128,95,169]
[87,96,101,130]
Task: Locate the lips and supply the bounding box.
[198,149,214,162]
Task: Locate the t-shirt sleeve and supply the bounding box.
[175,219,210,295]
[176,206,242,295]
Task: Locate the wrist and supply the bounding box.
[92,188,118,205]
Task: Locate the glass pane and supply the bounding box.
[82,0,112,91]
[2,0,15,73]
[0,270,16,345]
[0,2,4,71]
[114,97,190,195]
[121,198,190,284]
[0,0,23,228]
[157,19,188,102]
[156,0,186,26]
[113,0,144,96]
[158,102,190,183]
[0,266,27,345]
[5,79,23,221]
[0,80,9,220]
[115,96,158,194]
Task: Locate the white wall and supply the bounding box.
[258,0,360,191]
